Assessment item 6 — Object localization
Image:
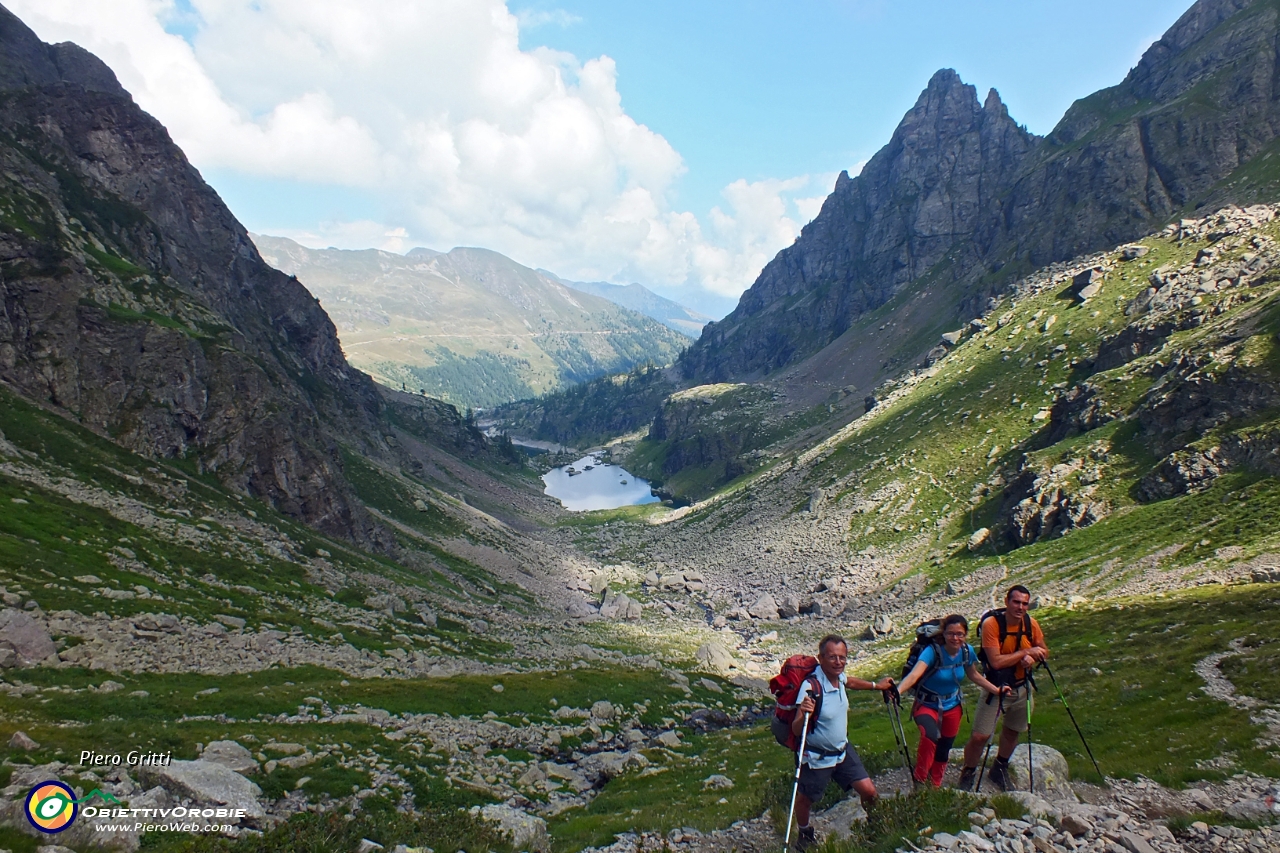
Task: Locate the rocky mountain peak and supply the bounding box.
[683,67,1037,381]
[982,87,1005,115]
[0,5,125,96]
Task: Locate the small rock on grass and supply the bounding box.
[9,730,40,750]
[655,730,681,748]
[201,740,258,774]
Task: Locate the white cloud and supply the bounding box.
[10,0,825,299]
[514,7,582,29]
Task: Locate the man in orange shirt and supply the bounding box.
[957,585,1048,791]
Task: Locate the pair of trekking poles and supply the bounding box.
[971,663,1103,792]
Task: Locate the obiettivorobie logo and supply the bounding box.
[24,782,121,834]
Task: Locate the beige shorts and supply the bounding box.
[972,683,1033,737]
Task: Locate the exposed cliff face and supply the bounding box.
[682,0,1280,383]
[0,6,438,543]
[681,71,1037,381]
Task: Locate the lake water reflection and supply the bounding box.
[542,455,660,512]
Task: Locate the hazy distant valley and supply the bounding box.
[253,236,694,411]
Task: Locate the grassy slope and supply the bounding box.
[786,222,1280,591]
[0,386,524,658]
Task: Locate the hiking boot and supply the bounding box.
[795,824,818,852]
[987,759,1011,792]
[957,766,977,791]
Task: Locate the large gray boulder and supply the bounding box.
[565,594,597,619]
[138,759,265,820]
[599,590,641,620]
[1006,743,1071,795]
[472,803,550,852]
[695,641,735,671]
[0,608,55,665]
[747,593,780,620]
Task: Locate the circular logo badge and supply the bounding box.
[25,781,78,833]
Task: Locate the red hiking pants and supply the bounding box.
[912,703,962,787]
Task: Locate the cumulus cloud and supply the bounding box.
[11,0,826,300]
[514,7,582,29]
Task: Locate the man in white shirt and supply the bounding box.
[791,634,894,851]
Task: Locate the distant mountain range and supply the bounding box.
[253,236,690,410]
[536,274,713,337]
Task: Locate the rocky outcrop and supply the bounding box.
[1138,424,1280,501]
[1137,357,1280,456]
[1042,383,1120,445]
[1092,321,1178,372]
[1001,459,1109,547]
[1138,446,1230,501]
[682,0,1280,384]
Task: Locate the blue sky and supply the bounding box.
[16,0,1193,318]
[516,0,1190,226]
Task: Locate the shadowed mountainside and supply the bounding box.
[0,7,502,544]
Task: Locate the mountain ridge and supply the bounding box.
[681,0,1280,385]
[253,235,690,410]
[536,273,712,337]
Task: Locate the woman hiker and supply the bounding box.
[894,614,1011,787]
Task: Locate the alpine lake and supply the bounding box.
[542,454,661,511]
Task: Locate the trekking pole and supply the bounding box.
[1025,673,1036,793]
[1039,661,1103,781]
[975,690,1004,792]
[883,688,914,778]
[782,711,811,853]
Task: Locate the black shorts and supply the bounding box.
[797,745,868,802]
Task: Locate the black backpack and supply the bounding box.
[900,619,943,686]
[976,608,1033,686]
[901,619,972,701]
